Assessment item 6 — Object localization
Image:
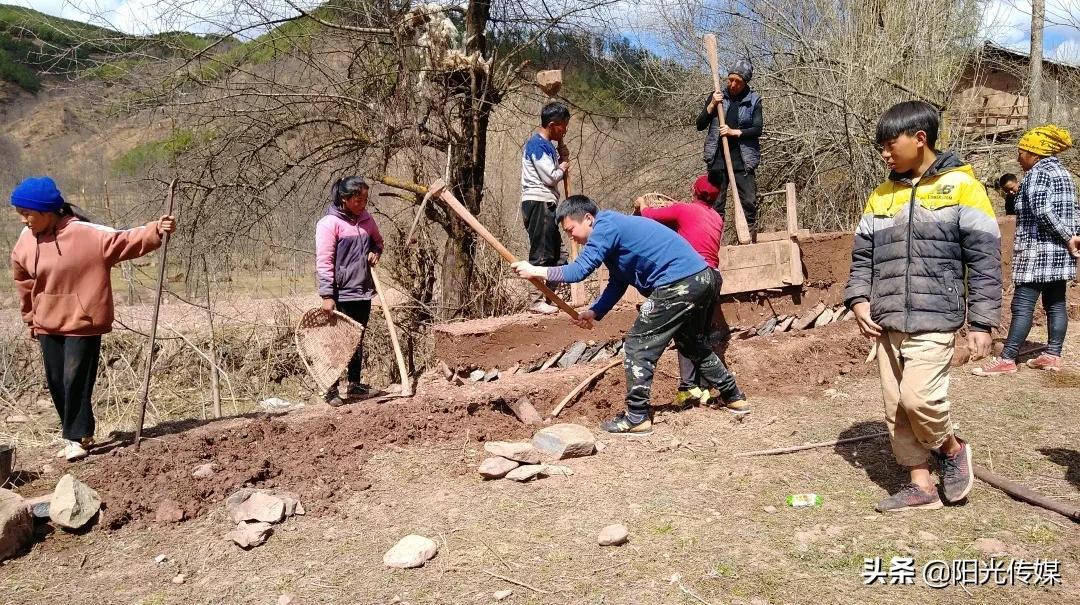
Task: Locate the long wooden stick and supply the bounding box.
[370,267,412,397]
[429,180,580,320]
[134,178,177,450]
[703,34,751,245]
[483,570,548,594]
[733,431,888,457]
[550,358,622,418]
[404,185,438,246]
[974,464,1080,522]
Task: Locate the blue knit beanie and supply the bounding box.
[11,177,65,213]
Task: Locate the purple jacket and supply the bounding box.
[315,204,384,301]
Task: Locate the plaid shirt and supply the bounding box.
[1012,156,1079,284]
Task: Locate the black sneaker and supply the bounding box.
[346,383,371,397]
[324,387,345,407]
[935,438,974,503]
[874,483,943,513]
[599,412,653,435]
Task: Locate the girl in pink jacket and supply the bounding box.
[10,177,177,461]
[315,176,383,406]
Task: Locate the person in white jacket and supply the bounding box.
[520,102,570,314]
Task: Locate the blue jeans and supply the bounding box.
[1002,281,1067,359]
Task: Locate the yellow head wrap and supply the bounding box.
[1018,124,1073,156]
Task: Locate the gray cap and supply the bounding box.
[728,59,753,83]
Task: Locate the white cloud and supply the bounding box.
[1050,38,1080,65]
[981,0,1080,56]
[13,0,320,36]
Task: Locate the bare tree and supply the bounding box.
[1030,0,1046,125]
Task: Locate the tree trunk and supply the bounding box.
[438,0,493,318]
[1029,0,1044,126]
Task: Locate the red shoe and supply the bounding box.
[1026,353,1063,371]
[971,357,1017,376]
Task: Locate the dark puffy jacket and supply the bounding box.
[697,90,762,171]
[844,152,1002,333]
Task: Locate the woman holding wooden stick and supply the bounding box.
[314,176,384,406]
[10,176,176,461]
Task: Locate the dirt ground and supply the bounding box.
[2,317,1078,604]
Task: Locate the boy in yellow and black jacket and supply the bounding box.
[844,101,1002,513]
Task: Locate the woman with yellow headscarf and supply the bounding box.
[975,125,1077,376]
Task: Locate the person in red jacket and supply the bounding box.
[10,177,177,461]
[634,176,746,414]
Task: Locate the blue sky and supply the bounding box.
[17,0,1080,64]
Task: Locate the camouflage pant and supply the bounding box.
[623,268,740,421]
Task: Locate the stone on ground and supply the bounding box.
[154,499,185,523]
[24,494,50,519]
[478,456,519,479]
[794,302,826,330]
[775,316,796,333]
[597,523,629,546]
[483,441,541,464]
[468,369,486,382]
[383,534,438,568]
[260,397,302,411]
[504,465,546,482]
[756,316,778,336]
[813,307,834,328]
[0,489,32,562]
[227,521,273,549]
[227,490,286,524]
[172,574,186,584]
[278,595,297,605]
[540,465,574,477]
[192,463,216,479]
[276,491,305,517]
[506,397,542,426]
[532,423,596,459]
[494,589,513,600]
[558,341,588,367]
[49,474,101,530]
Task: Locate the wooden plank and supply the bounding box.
[569,241,586,306]
[786,182,804,287]
[755,228,810,243]
[718,240,791,294]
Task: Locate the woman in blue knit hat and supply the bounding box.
[696,58,764,242]
[9,176,177,461]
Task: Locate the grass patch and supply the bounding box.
[1043,371,1080,388]
[112,129,212,176]
[652,519,674,535]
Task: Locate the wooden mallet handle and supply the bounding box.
[430,182,580,320]
[703,33,751,245]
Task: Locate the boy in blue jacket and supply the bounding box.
[512,196,748,434]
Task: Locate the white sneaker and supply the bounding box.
[528,301,558,315]
[64,440,88,462]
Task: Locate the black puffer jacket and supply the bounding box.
[844,152,1002,334]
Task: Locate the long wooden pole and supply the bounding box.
[550,357,622,418]
[370,267,412,397]
[430,181,580,320]
[703,34,751,245]
[975,465,1079,522]
[134,179,176,450]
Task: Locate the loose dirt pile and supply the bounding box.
[63,317,872,529]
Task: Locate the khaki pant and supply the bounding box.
[876,331,954,467]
